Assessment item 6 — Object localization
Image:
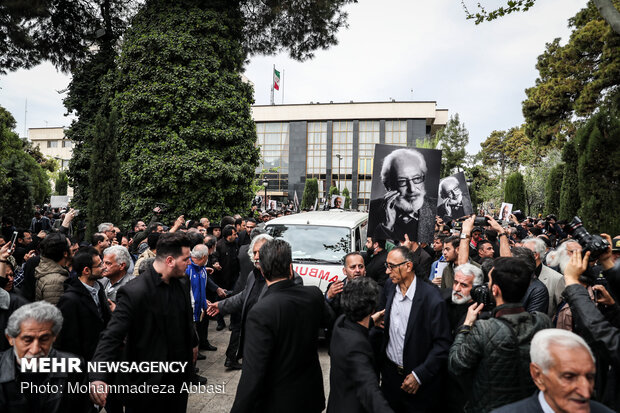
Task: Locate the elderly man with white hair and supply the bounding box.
[438,176,470,221]
[492,329,613,413]
[100,245,134,302]
[0,301,90,412]
[522,237,565,318]
[369,148,436,243]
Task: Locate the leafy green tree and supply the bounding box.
[342,187,351,209]
[437,114,469,177]
[112,1,260,223]
[462,0,620,36]
[504,172,526,212]
[544,164,564,215]
[54,171,68,196]
[0,106,51,225]
[559,140,581,220]
[479,126,533,184]
[301,178,319,210]
[575,106,620,234]
[522,1,620,148]
[87,111,121,237]
[522,149,561,216]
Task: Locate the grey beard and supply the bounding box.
[394,194,424,214]
[452,292,471,305]
[558,254,571,274]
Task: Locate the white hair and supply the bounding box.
[523,237,547,259]
[191,244,209,259]
[530,329,594,373]
[454,263,483,286]
[248,233,273,262]
[5,301,63,338]
[98,222,114,232]
[380,148,427,190]
[439,176,459,198]
[545,240,579,269]
[103,245,132,269]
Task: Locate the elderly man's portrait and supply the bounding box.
[331,195,344,209]
[368,145,441,243]
[499,202,513,222]
[437,172,473,221]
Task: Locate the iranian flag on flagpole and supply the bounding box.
[273,68,281,90]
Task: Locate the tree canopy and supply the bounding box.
[437,113,469,178]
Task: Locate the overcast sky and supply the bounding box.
[0,0,586,154]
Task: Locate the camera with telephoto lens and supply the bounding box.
[471,283,495,311]
[565,217,610,261]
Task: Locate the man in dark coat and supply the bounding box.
[328,277,394,413]
[365,237,389,287]
[214,224,239,290]
[56,247,112,360]
[89,233,198,413]
[372,246,452,413]
[230,239,332,413]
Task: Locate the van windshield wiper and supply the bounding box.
[293,258,340,265]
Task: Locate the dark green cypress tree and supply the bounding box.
[504,172,526,212]
[559,139,580,220]
[544,164,564,216]
[301,178,319,210]
[112,1,259,223]
[86,110,121,237]
[54,171,68,196]
[575,107,620,234]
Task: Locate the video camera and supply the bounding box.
[471,283,495,311]
[565,217,610,261]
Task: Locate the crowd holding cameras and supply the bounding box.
[0,200,619,413]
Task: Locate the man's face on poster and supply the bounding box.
[390,157,426,213]
[446,183,462,205]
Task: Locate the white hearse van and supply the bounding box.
[264,210,368,293]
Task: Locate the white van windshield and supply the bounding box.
[266,224,350,264]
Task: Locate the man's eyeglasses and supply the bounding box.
[384,261,409,270]
[396,175,425,187]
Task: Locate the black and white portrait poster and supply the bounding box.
[331,195,345,209]
[367,144,442,243]
[499,202,513,222]
[437,172,473,221]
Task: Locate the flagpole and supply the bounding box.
[281,69,284,104]
[270,64,275,105]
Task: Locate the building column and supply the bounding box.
[288,121,307,201]
[380,120,386,144]
[352,120,359,209]
[325,121,333,198]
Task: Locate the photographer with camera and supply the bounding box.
[448,257,552,413]
[562,244,620,410]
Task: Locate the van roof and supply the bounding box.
[266,211,368,228]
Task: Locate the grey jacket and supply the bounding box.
[538,264,565,317]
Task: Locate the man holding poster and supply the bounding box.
[368,146,441,243]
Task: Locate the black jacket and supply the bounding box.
[214,238,240,290]
[0,291,29,351]
[327,315,394,413]
[368,197,436,243]
[55,277,112,360]
[412,245,433,281]
[0,348,92,413]
[366,249,389,287]
[231,279,332,413]
[564,284,620,410]
[523,278,549,314]
[492,392,613,413]
[90,262,197,388]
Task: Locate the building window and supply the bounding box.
[255,122,289,193]
[332,121,353,187]
[358,120,380,208]
[385,120,407,146]
[306,122,327,176]
[47,140,59,148]
[62,140,73,148]
[61,160,70,169]
[357,180,373,210]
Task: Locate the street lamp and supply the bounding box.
[262,178,269,211]
[335,154,343,192]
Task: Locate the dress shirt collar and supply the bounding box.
[394,277,416,301]
[538,391,556,413]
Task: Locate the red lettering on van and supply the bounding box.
[318,270,331,280]
[309,268,318,277]
[328,275,339,283]
[297,266,308,276]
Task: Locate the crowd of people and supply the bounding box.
[0,204,618,413]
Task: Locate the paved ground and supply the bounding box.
[187,315,331,413]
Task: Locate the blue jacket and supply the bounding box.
[186,259,219,322]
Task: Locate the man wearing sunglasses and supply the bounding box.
[374,246,451,412]
[370,148,436,243]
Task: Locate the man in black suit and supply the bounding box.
[89,232,198,413]
[492,329,613,413]
[365,237,389,287]
[373,246,451,413]
[328,276,394,413]
[368,148,436,243]
[56,247,112,360]
[230,239,332,413]
[325,252,366,317]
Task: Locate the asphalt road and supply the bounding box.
[187,315,331,413]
